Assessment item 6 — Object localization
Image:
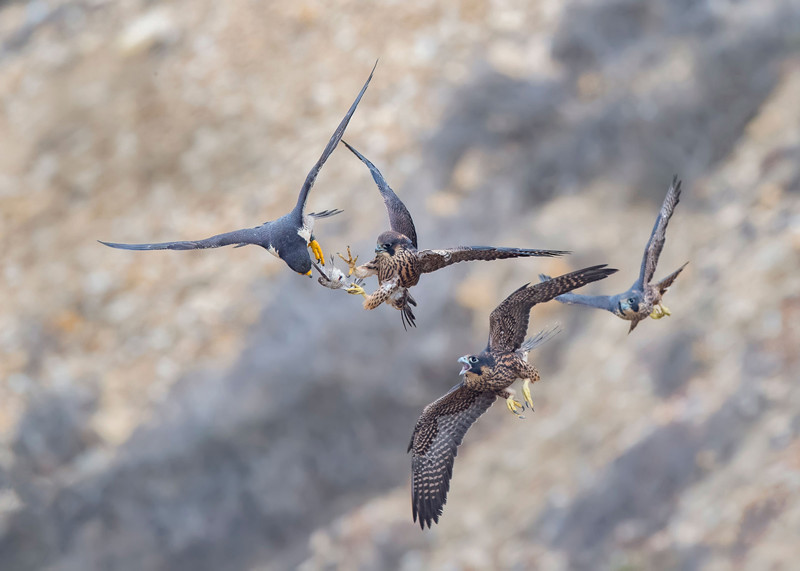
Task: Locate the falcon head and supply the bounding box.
[617,292,642,317]
[458,353,495,378]
[375,230,413,256]
[282,248,313,276]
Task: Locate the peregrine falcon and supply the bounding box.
[408,264,618,528]
[540,176,687,332]
[338,141,570,327]
[99,63,377,277]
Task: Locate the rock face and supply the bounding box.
[1,1,799,570]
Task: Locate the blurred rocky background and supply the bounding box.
[1,0,799,569]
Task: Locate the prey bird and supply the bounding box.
[540,176,687,332]
[338,141,570,327]
[99,63,377,277]
[408,264,617,528]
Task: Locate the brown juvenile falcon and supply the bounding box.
[338,141,570,328]
[408,264,618,529]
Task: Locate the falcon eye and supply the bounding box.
[383,243,391,250]
[468,356,478,364]
[627,297,636,304]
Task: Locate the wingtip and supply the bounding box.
[341,139,366,162]
[97,239,126,250]
[670,175,683,200]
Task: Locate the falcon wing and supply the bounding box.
[292,62,377,217]
[341,140,418,248]
[489,265,617,353]
[409,384,496,529]
[99,225,266,251]
[538,273,616,312]
[636,176,682,289]
[417,245,569,274]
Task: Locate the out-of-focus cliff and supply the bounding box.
[0,1,798,570]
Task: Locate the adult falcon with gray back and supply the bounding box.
[540,176,687,332]
[100,63,377,277]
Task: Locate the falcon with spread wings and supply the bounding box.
[540,176,687,332]
[99,64,376,277]
[338,141,569,327]
[408,264,617,528]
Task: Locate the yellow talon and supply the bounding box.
[345,283,367,298]
[506,396,525,418]
[309,239,325,265]
[522,379,534,410]
[336,246,358,276]
[650,303,671,319]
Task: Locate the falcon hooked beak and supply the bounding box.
[458,356,470,375]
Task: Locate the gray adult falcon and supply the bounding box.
[337,141,570,328]
[408,264,618,528]
[540,176,688,332]
[99,63,377,277]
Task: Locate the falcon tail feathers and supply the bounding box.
[519,325,561,354]
[401,304,417,330]
[309,209,344,219]
[655,261,689,294]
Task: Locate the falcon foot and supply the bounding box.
[345,283,368,298]
[505,395,525,418]
[522,379,535,411]
[650,303,671,319]
[337,246,358,276]
[309,239,325,265]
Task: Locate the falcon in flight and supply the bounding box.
[408,264,617,528]
[338,141,570,327]
[99,64,377,277]
[540,176,687,332]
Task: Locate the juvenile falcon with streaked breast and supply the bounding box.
[540,176,687,332]
[338,141,570,327]
[408,264,618,528]
[99,63,377,277]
